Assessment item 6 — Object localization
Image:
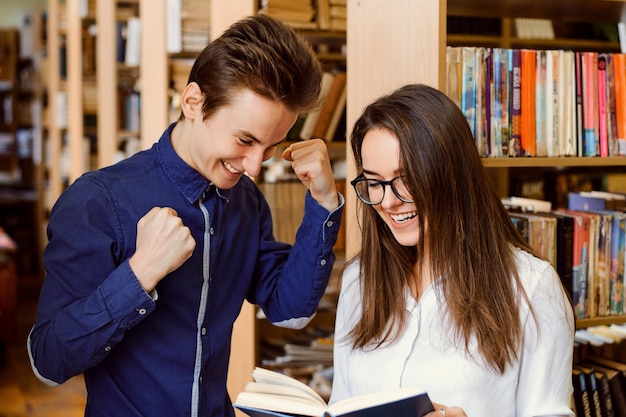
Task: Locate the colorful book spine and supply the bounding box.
[535,50,547,157]
[582,52,599,156]
[520,49,537,156]
[598,54,608,157]
[461,47,478,141]
[509,49,522,156]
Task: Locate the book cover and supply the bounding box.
[475,47,489,157]
[520,49,536,156]
[612,53,626,155]
[561,50,577,156]
[124,17,141,67]
[508,49,523,156]
[312,71,347,140]
[300,72,335,140]
[557,210,591,318]
[445,46,462,108]
[539,211,574,297]
[569,192,607,212]
[324,84,347,142]
[594,368,616,417]
[461,46,478,140]
[606,53,619,157]
[234,368,434,417]
[607,212,625,315]
[598,54,609,157]
[582,52,599,156]
[491,47,509,157]
[535,50,548,157]
[575,365,604,417]
[546,51,566,156]
[573,368,593,417]
[594,211,614,318]
[575,52,585,156]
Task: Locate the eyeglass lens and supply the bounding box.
[354,177,413,205]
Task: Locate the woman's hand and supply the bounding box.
[425,403,468,417]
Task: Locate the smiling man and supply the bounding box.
[28,15,343,417]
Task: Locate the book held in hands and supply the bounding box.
[233,367,434,417]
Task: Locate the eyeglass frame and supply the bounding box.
[350,173,415,205]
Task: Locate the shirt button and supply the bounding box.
[199,376,203,384]
[209,227,215,235]
[137,308,147,315]
[320,259,326,266]
[201,327,207,336]
[104,346,112,352]
[326,221,334,227]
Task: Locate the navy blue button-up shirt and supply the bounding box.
[28,124,343,417]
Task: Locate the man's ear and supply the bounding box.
[180,82,203,120]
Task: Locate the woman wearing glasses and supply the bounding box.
[330,84,575,417]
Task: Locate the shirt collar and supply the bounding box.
[156,123,231,204]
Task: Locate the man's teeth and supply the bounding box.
[223,161,241,174]
[391,212,417,223]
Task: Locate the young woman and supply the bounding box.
[331,84,574,417]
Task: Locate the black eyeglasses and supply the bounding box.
[350,173,414,205]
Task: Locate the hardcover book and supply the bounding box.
[234,367,434,417]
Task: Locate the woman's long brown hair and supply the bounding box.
[348,84,538,373]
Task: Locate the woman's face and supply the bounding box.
[361,128,421,247]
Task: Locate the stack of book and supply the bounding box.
[258,0,317,30]
[180,0,210,53]
[318,0,347,32]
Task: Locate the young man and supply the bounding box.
[28,15,343,417]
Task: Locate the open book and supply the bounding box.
[233,367,434,417]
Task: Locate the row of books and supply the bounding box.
[504,191,626,320]
[574,323,626,417]
[445,47,626,159]
[573,351,626,417]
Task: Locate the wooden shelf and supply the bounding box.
[576,316,626,330]
[447,34,621,51]
[482,157,626,168]
[447,0,626,23]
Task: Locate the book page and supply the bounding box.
[251,367,327,407]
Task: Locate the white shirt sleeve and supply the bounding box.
[515,252,576,416]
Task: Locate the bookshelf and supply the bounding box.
[0,27,43,278]
[445,0,626,332]
[447,16,621,52]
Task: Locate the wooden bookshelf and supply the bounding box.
[446,1,626,338]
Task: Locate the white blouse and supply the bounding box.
[330,247,575,417]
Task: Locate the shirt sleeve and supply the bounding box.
[252,190,344,328]
[516,257,575,417]
[28,177,155,385]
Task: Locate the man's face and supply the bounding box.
[184,88,298,189]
